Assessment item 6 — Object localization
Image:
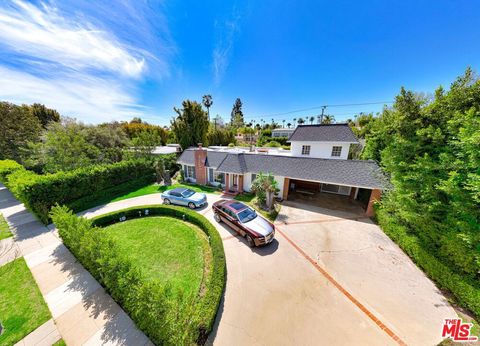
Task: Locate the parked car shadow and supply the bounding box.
[252,238,279,256]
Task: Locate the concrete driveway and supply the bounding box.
[82,193,457,346]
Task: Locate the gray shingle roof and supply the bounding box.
[178,149,228,168]
[178,148,387,189]
[288,124,359,143]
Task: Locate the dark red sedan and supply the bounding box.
[212,199,275,247]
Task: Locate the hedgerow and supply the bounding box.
[0,159,155,223]
[0,160,24,183]
[377,207,480,319]
[51,204,226,345]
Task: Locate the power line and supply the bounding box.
[249,101,393,119]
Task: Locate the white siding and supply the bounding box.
[290,141,350,159]
[275,175,285,197]
[242,173,284,197]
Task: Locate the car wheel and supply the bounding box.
[245,235,255,248]
[214,213,221,223]
[188,202,196,209]
[163,198,171,205]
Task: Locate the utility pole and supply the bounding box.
[318,105,327,124]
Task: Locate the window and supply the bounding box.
[185,165,196,179]
[301,145,311,155]
[208,168,225,184]
[215,172,225,184]
[331,146,342,157]
[251,173,257,182]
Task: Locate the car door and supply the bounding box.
[224,209,245,236]
[170,191,182,205]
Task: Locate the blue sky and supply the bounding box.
[0,1,478,125]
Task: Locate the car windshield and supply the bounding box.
[181,189,195,198]
[237,208,257,223]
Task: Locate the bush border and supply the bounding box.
[90,205,226,341]
[377,207,480,319]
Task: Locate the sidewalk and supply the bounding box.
[0,184,152,346]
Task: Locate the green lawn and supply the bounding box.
[0,213,12,241]
[111,182,221,203]
[234,193,280,221]
[52,339,66,346]
[102,216,207,295]
[0,258,51,345]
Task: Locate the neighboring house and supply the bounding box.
[235,132,257,142]
[271,128,295,138]
[177,124,386,216]
[152,144,182,155]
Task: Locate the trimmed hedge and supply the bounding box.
[0,160,24,183]
[377,207,480,319]
[51,205,226,345]
[0,159,155,224]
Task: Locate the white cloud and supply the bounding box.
[0,0,172,123]
[0,66,145,123]
[0,0,146,77]
[212,10,241,85]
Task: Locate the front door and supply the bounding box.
[232,174,238,191]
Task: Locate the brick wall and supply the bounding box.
[194,145,207,185]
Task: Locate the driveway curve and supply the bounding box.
[81,193,457,346]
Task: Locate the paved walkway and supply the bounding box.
[14,320,61,346]
[0,184,151,346]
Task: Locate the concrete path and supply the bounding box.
[82,192,459,346]
[14,319,61,346]
[0,184,152,346]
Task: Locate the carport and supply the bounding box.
[282,177,380,216]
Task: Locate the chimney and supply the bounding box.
[194,144,207,185]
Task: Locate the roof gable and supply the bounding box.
[288,124,358,143]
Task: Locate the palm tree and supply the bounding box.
[282,120,286,128]
[293,118,297,127]
[250,172,279,210]
[287,122,292,128]
[202,95,213,120]
[297,117,305,125]
[309,116,315,124]
[322,115,335,124]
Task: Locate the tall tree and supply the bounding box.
[0,102,42,162]
[30,103,60,128]
[297,117,305,125]
[171,100,209,149]
[202,95,213,120]
[230,98,244,128]
[309,116,315,124]
[364,69,480,278]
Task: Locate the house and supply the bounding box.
[271,128,295,138]
[177,124,386,216]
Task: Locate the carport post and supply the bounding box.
[224,173,230,193]
[366,189,382,217]
[282,178,290,200]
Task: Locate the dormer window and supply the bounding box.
[301,145,311,155]
[331,146,342,157]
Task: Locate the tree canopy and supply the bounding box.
[230,98,244,128]
[171,100,209,149]
[363,68,480,278]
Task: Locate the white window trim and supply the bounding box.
[301,145,311,155]
[331,146,342,157]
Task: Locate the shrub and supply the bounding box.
[51,205,226,345]
[265,140,281,147]
[0,160,24,183]
[1,159,155,223]
[377,207,480,319]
